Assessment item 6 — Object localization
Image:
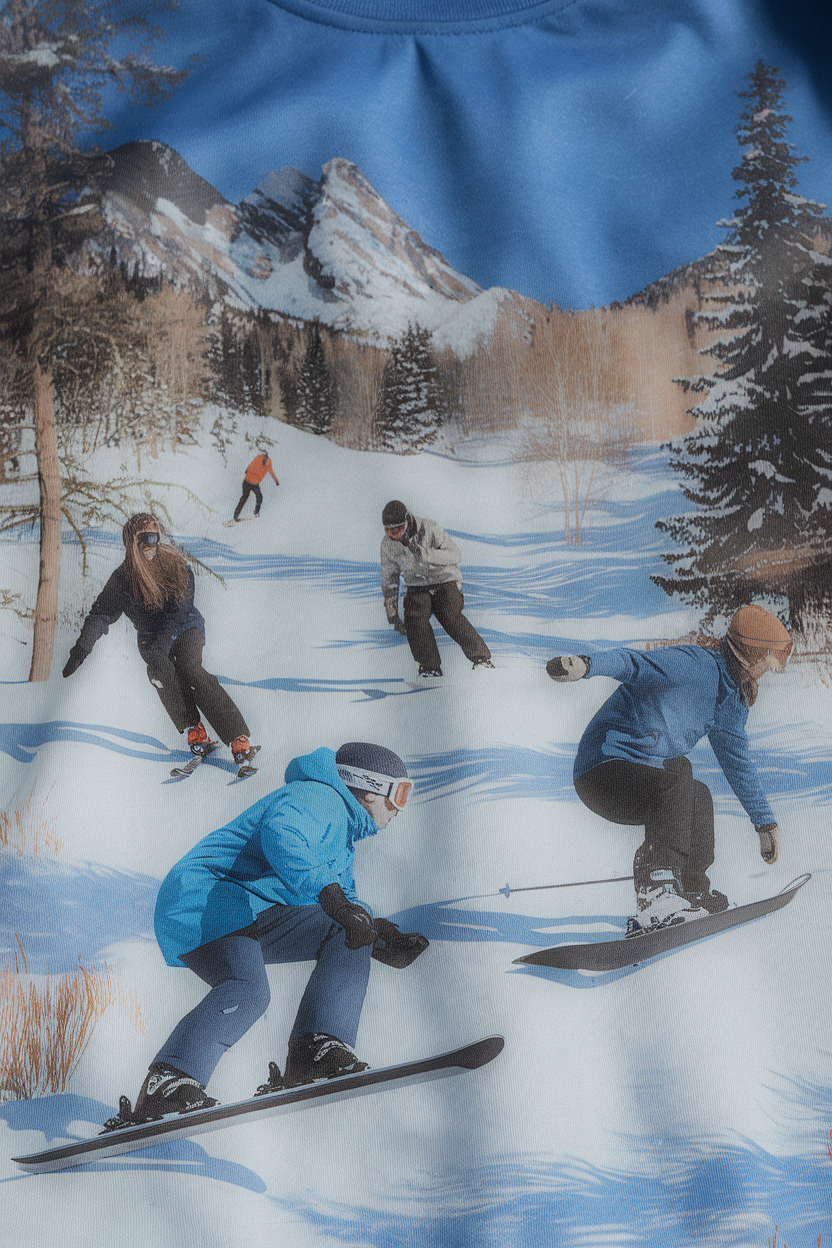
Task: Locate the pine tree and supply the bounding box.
[376,323,446,453]
[292,323,335,435]
[0,0,186,679]
[653,62,832,628]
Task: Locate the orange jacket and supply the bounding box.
[244,455,278,485]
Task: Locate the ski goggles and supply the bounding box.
[137,531,160,548]
[336,765,413,810]
[384,523,406,539]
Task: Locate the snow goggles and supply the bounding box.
[384,523,406,539]
[336,765,413,809]
[137,531,160,548]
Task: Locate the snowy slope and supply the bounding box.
[1,419,832,1248]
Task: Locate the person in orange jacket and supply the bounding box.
[232,451,279,521]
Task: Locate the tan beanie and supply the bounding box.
[726,604,792,665]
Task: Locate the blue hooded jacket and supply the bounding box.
[154,748,378,966]
[573,645,775,827]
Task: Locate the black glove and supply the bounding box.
[318,883,377,950]
[391,616,407,636]
[62,645,88,678]
[371,917,429,969]
[546,655,590,682]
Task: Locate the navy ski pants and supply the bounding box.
[155,904,373,1088]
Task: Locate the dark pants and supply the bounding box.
[155,904,373,1088]
[233,480,263,519]
[139,627,249,743]
[403,582,490,671]
[574,756,714,896]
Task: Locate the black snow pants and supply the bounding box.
[138,627,249,744]
[233,480,263,520]
[402,582,491,671]
[573,756,714,897]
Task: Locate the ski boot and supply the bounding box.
[254,1061,285,1097]
[625,870,707,938]
[683,886,729,914]
[230,735,260,777]
[102,1063,217,1131]
[472,657,495,670]
[187,721,214,756]
[284,1033,369,1087]
[418,665,442,678]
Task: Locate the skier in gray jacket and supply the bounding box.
[380,500,493,678]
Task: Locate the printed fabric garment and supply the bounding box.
[2,0,832,1244]
[573,644,776,826]
[154,747,377,965]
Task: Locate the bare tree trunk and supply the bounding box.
[28,358,62,681]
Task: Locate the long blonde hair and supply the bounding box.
[122,513,191,612]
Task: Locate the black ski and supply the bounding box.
[170,741,219,778]
[12,1036,505,1174]
[513,875,810,972]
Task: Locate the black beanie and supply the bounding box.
[382,500,408,528]
[336,742,408,779]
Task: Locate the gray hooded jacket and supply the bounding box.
[381,515,462,617]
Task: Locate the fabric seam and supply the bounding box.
[261,0,583,36]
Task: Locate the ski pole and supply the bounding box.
[499,875,633,899]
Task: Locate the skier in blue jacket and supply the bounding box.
[546,605,792,937]
[104,742,428,1130]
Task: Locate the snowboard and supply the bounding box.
[512,875,810,972]
[223,517,260,527]
[12,1035,505,1174]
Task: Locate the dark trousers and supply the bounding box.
[573,756,714,896]
[233,480,263,519]
[403,582,490,670]
[156,904,373,1088]
[138,627,249,743]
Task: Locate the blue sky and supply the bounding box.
[94,0,832,309]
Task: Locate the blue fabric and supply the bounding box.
[156,905,372,1086]
[155,748,378,966]
[573,645,776,826]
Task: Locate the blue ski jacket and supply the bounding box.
[155,748,378,966]
[573,644,775,827]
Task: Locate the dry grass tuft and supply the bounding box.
[0,938,146,1100]
[768,1229,821,1248]
[0,786,63,857]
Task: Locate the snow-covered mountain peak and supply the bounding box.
[90,141,522,354]
[310,156,482,306]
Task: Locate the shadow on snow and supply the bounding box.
[0,856,158,972]
[287,1138,832,1248]
[0,1095,264,1191]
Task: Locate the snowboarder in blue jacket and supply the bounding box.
[104,742,428,1130]
[546,605,792,937]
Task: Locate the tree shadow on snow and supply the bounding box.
[0,720,176,766]
[0,719,245,775]
[407,744,577,803]
[0,856,158,972]
[0,1095,265,1190]
[286,1138,832,1248]
[215,667,430,701]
